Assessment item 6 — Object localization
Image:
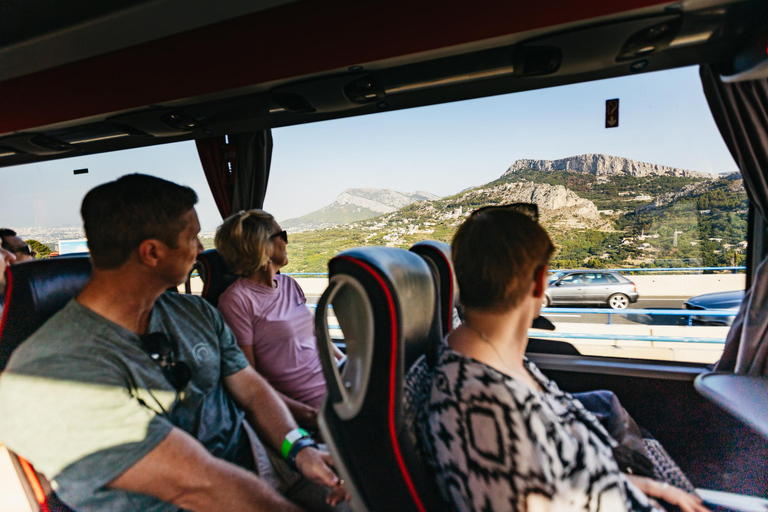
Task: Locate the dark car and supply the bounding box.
[545,270,639,309]
[684,290,744,326]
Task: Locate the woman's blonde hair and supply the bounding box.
[215,210,276,276]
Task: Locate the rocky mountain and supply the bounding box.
[282,188,440,231]
[282,156,747,272]
[504,154,712,178]
[451,182,608,229]
[347,181,610,249]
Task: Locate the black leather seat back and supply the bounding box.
[194,249,237,307]
[315,247,444,512]
[0,256,92,371]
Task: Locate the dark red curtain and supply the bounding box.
[195,130,273,220]
[195,136,235,219]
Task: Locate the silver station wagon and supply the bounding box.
[545,270,639,309]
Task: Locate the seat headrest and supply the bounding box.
[0,256,92,371]
[329,247,437,370]
[314,246,444,511]
[409,241,458,336]
[195,249,237,308]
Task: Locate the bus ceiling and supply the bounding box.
[0,0,764,168]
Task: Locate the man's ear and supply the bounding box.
[532,264,548,298]
[136,239,165,267]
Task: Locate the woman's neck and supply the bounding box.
[449,304,539,388]
[245,265,277,288]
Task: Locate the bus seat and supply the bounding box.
[0,255,91,372]
[0,256,89,512]
[409,241,459,339]
[194,249,237,307]
[314,247,446,512]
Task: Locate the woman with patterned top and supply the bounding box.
[418,205,708,512]
[215,210,345,431]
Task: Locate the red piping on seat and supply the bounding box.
[335,256,426,512]
[0,267,13,344]
[199,259,212,300]
[430,249,455,334]
[18,456,50,512]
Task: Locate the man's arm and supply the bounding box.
[109,427,303,512]
[223,366,342,493]
[239,349,318,430]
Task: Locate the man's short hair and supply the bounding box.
[0,228,17,251]
[215,210,274,276]
[81,174,198,269]
[452,208,555,312]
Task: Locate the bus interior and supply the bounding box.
[1,0,768,510]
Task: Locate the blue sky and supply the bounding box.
[0,66,737,232]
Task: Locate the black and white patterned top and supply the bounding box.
[415,345,661,512]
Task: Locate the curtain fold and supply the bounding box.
[231,130,273,212]
[195,136,234,219]
[195,130,273,219]
[700,65,768,221]
[701,65,768,376]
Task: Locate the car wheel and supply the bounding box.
[608,293,629,309]
[542,295,550,308]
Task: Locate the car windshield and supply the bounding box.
[550,272,567,282]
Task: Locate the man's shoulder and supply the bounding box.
[157,290,220,318]
[9,301,88,358]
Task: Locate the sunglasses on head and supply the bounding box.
[471,202,539,221]
[140,332,191,392]
[270,230,288,243]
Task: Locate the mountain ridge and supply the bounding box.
[504,154,713,179]
[282,188,440,231]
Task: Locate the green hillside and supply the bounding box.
[282,205,381,228]
[281,169,748,273]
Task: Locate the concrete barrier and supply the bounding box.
[187,275,744,300]
[631,274,744,297]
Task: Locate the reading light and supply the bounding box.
[70,132,131,145]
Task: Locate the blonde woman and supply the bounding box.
[215,210,344,430]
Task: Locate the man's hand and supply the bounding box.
[294,447,350,506]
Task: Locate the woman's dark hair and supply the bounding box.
[81,174,198,269]
[452,208,555,312]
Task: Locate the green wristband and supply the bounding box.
[281,428,310,459]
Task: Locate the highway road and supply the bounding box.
[543,297,697,326]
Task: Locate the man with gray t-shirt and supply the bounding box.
[0,175,347,512]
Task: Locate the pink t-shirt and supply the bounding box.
[217,274,326,407]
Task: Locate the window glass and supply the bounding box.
[1,67,744,365]
[586,273,608,284]
[263,66,741,365]
[0,142,220,257]
[560,274,584,285]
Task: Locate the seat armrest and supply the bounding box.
[694,373,768,440]
[696,488,768,512]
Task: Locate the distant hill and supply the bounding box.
[282,188,439,231]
